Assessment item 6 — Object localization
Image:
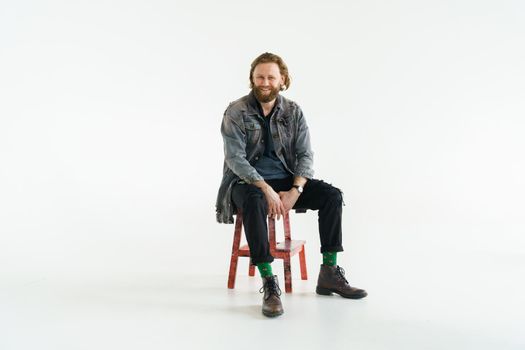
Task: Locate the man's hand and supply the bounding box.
[279,189,300,212]
[262,186,286,220]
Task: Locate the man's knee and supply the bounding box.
[325,185,344,206]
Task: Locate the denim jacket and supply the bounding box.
[216,91,314,224]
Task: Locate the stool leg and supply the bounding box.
[228,214,243,289]
[228,251,239,289]
[248,264,255,277]
[299,246,308,280]
[283,255,292,293]
[268,217,276,255]
[283,212,291,240]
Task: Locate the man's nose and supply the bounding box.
[261,78,270,85]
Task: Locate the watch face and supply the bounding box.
[294,185,303,193]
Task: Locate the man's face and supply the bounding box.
[252,62,285,103]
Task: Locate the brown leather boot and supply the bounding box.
[316,265,368,299]
[260,275,284,317]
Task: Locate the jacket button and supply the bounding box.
[261,139,265,143]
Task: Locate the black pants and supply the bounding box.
[231,176,344,265]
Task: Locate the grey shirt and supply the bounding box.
[251,92,291,180]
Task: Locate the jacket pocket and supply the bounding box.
[245,122,261,144]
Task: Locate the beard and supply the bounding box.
[253,85,280,103]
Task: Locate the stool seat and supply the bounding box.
[274,239,306,255]
[227,209,308,293]
[238,239,306,256]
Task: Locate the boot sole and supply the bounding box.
[262,309,284,317]
[316,286,368,299]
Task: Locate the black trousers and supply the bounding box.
[231,176,344,265]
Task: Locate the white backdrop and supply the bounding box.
[1,0,524,348]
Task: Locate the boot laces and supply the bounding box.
[259,278,282,300]
[335,266,349,284]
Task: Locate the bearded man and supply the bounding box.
[216,52,367,317]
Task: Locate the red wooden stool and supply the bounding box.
[227,209,308,293]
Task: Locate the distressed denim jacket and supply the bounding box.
[216,91,314,224]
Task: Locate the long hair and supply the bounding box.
[249,52,291,91]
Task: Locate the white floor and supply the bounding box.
[1,241,524,350]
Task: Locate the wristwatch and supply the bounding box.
[292,185,303,194]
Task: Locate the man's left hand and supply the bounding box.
[278,189,300,212]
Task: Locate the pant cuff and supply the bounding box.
[250,255,275,265]
[320,246,344,254]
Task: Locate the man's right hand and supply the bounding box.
[261,185,286,220]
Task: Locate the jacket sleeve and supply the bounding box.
[221,110,264,184]
[293,106,315,179]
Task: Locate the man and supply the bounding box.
[216,52,367,317]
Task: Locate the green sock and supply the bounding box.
[323,252,337,266]
[257,262,274,278]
